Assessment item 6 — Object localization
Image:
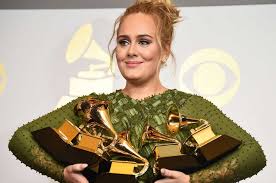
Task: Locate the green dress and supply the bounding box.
[8,89,266,183]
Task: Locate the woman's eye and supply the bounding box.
[139,40,151,46]
[118,40,129,46]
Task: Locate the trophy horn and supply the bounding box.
[108,137,149,177]
[141,125,181,147]
[94,104,117,138]
[167,105,199,134]
[75,98,117,136]
[74,98,150,177]
[118,130,134,147]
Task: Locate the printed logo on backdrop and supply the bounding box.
[0,64,7,96]
[56,24,113,108]
[179,48,240,108]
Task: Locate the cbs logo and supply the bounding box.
[179,48,240,107]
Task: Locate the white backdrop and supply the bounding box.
[0,4,275,182]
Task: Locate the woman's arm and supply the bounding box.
[8,96,90,182]
[179,95,266,183]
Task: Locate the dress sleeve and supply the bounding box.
[8,94,97,183]
[179,95,266,183]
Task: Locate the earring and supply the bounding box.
[161,60,167,67]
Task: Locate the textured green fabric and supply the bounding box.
[8,89,266,183]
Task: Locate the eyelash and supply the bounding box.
[117,39,151,47]
[139,39,151,46]
[118,40,129,46]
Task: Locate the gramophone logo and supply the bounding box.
[0,64,7,96]
[179,48,240,108]
[56,24,113,108]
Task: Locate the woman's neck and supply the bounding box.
[122,80,168,100]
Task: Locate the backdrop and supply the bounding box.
[0,4,275,182]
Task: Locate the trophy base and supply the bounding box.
[31,127,108,166]
[95,173,137,183]
[197,134,241,162]
[157,154,202,174]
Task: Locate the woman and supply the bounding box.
[9,0,266,183]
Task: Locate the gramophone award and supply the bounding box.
[143,105,242,176]
[32,97,148,183]
[142,125,201,175]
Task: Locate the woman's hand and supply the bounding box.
[154,168,190,183]
[63,163,89,183]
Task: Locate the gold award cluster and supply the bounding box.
[32,97,241,182]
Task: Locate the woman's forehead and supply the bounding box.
[118,13,157,37]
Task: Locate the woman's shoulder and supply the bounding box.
[171,89,207,101]
[167,89,193,105]
[168,89,218,111]
[170,89,192,98]
[172,90,216,104]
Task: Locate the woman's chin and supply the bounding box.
[125,76,141,81]
[123,75,144,83]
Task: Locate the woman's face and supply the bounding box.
[116,13,164,84]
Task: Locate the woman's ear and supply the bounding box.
[162,44,170,61]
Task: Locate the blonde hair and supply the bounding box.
[108,0,181,66]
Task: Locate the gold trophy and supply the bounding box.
[141,125,201,176]
[75,99,149,174]
[32,97,148,183]
[32,120,107,173]
[163,106,241,172]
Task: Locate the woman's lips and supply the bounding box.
[125,61,143,67]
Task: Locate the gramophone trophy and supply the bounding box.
[141,125,201,175]
[143,105,242,177]
[32,97,149,183]
[167,106,241,164]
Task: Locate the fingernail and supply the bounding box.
[161,168,165,175]
[82,164,88,168]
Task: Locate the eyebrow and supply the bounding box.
[117,34,153,40]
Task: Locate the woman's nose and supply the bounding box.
[127,43,138,57]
